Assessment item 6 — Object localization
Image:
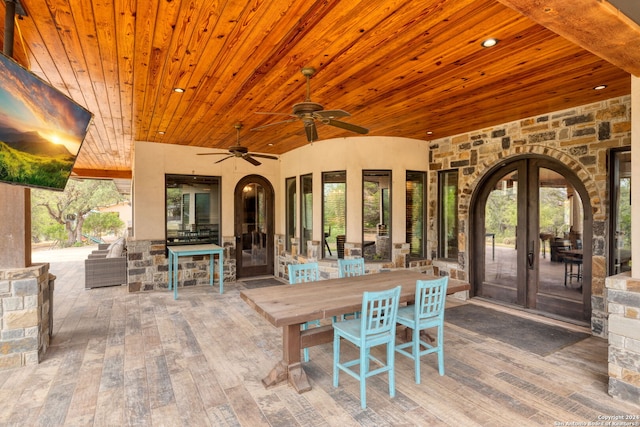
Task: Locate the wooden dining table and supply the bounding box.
[240,269,470,393]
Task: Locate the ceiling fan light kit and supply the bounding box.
[251,67,369,142]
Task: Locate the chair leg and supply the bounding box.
[414,327,421,384]
[333,334,340,387]
[360,347,369,409]
[388,342,396,398]
[437,325,445,376]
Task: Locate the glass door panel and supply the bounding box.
[241,183,267,267]
[482,168,520,304]
[537,168,583,300]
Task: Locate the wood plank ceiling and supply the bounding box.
[0,0,638,179]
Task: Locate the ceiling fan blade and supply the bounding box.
[305,122,318,142]
[314,109,350,119]
[323,118,369,135]
[214,155,233,164]
[197,152,230,156]
[250,153,279,160]
[243,154,261,166]
[251,118,299,131]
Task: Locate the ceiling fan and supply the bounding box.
[251,67,369,142]
[197,123,278,166]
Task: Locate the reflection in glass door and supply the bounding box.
[475,158,590,322]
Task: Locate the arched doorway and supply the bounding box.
[234,175,274,279]
[470,156,592,323]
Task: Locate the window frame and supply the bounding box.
[322,170,347,259]
[165,174,221,248]
[300,173,313,256]
[285,176,297,252]
[438,169,459,260]
[362,169,392,261]
[406,170,427,259]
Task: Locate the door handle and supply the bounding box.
[527,240,535,269]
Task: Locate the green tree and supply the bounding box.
[31,179,125,246]
[485,186,518,244]
[83,212,124,239]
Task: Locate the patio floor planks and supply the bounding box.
[1,249,637,426]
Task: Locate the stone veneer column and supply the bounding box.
[606,272,640,404]
[0,263,52,369]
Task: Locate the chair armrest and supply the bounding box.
[88,250,108,259]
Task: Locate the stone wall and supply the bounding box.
[0,263,52,369]
[126,239,236,292]
[427,96,631,336]
[606,272,640,404]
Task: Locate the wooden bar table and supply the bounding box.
[240,269,470,393]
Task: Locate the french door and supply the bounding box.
[235,175,274,278]
[472,157,591,322]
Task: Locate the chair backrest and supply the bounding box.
[414,277,449,321]
[338,258,365,278]
[288,262,320,284]
[360,285,401,341]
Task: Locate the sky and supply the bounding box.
[0,53,93,155]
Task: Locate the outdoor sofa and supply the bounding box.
[84,237,127,289]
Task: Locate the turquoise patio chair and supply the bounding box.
[395,276,448,384]
[338,257,365,278]
[288,262,321,362]
[336,258,365,321]
[288,262,320,284]
[333,285,401,409]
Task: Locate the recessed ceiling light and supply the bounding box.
[593,84,607,90]
[426,131,433,135]
[267,143,274,146]
[173,87,185,93]
[158,131,165,135]
[481,38,499,48]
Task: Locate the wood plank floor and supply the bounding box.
[3,250,638,426]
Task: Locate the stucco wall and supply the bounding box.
[278,136,429,243]
[132,136,429,245]
[132,141,280,240]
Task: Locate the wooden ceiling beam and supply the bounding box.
[497,0,640,76]
[72,169,132,180]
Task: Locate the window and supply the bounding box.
[363,170,391,261]
[285,177,296,252]
[438,170,458,259]
[323,171,346,259]
[300,174,313,256]
[166,174,221,246]
[609,149,631,274]
[406,171,426,258]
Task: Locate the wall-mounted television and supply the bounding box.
[0,52,93,191]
